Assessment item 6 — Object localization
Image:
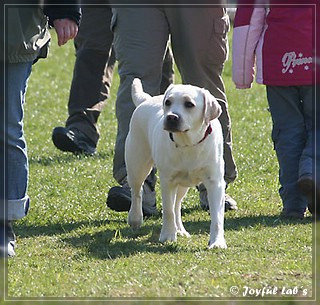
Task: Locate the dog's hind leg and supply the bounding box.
[127,158,154,230]
[175,186,190,238]
[127,179,144,230]
[204,179,227,249]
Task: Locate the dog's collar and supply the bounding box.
[169,123,213,147]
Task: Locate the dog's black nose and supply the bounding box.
[164,113,180,131]
[166,114,179,122]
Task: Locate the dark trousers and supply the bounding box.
[65,7,115,146]
[112,7,237,185]
[65,6,174,149]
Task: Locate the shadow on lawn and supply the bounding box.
[28,151,114,166]
[15,212,313,260]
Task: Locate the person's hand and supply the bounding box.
[52,19,78,46]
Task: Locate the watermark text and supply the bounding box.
[229,285,308,297]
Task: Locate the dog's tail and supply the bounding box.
[131,78,152,107]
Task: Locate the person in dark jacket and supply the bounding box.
[0,3,81,257]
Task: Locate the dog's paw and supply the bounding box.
[177,228,191,238]
[208,238,227,249]
[159,230,177,243]
[128,212,143,230]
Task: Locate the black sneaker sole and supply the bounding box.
[280,212,305,220]
[106,186,158,217]
[52,127,83,153]
[52,127,96,155]
[298,177,315,215]
[106,186,131,212]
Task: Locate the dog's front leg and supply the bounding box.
[205,180,227,249]
[175,186,190,237]
[159,179,178,243]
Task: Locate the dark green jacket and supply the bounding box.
[7,3,81,63]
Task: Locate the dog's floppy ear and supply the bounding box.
[201,88,222,124]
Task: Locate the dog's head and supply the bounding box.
[162,84,222,133]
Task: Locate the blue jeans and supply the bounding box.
[1,62,32,221]
[266,85,314,214]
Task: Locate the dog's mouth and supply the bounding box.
[164,127,189,133]
[163,124,189,133]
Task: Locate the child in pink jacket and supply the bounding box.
[232,6,318,219]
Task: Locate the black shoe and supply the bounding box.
[107,180,158,217]
[298,175,318,216]
[107,185,131,212]
[0,221,16,257]
[224,194,238,211]
[280,210,305,220]
[52,127,96,155]
[198,184,238,212]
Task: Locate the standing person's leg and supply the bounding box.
[52,6,115,155]
[160,47,175,93]
[315,85,320,216]
[266,86,308,219]
[167,7,237,210]
[1,62,33,257]
[297,85,319,217]
[107,7,169,215]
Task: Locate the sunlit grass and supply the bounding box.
[5,29,314,302]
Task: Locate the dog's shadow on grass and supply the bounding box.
[16,218,183,259]
[15,211,313,260]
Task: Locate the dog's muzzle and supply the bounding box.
[163,113,181,132]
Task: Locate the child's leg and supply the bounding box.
[297,85,318,215]
[266,86,308,217]
[298,86,313,178]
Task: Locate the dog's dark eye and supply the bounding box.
[185,101,195,108]
[165,99,172,107]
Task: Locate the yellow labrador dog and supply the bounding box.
[125,78,226,249]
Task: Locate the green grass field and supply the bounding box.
[3,29,318,304]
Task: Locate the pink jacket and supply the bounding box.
[232,7,314,88]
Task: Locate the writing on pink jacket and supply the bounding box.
[232,7,315,89]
